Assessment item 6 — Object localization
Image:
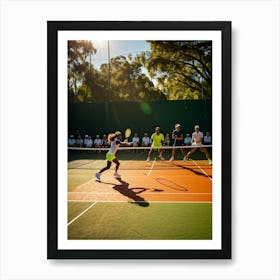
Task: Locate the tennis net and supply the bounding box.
[68,145,212,171]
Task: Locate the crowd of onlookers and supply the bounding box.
[68,131,110,148]
[68,129,212,148]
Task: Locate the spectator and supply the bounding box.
[132,133,140,147]
[88,136,93,147]
[184,133,192,146]
[76,135,83,148]
[84,135,93,148]
[83,135,88,147]
[204,132,212,145]
[68,135,76,147]
[142,133,150,147]
[164,133,170,146]
[94,135,102,148]
[102,134,109,148]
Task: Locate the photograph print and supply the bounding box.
[48,21,231,259]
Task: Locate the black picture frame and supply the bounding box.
[47,21,231,259]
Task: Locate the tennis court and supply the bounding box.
[67,146,212,240]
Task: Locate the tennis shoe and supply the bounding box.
[183,156,188,161]
[146,157,150,162]
[208,160,212,165]
[159,155,165,160]
[95,172,101,181]
[169,157,174,161]
[114,172,121,178]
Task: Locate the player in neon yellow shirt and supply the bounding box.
[146,127,165,161]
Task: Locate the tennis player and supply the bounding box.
[146,127,164,161]
[169,123,187,161]
[95,131,129,181]
[185,125,212,165]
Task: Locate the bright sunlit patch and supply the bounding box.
[140,102,152,115]
[91,40,107,48]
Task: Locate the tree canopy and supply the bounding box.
[144,40,212,100]
[67,40,212,103]
[68,40,96,101]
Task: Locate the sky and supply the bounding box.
[90,40,151,70]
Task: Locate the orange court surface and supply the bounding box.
[67,153,213,240]
[68,160,212,203]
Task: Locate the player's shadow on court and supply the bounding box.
[113,178,150,207]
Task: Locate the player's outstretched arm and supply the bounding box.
[119,139,132,146]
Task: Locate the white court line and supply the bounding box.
[71,178,95,188]
[68,192,212,195]
[68,201,97,226]
[68,200,212,204]
[191,159,212,181]
[147,157,156,177]
[90,174,208,177]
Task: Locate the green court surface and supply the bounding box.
[68,201,212,240]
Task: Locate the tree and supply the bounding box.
[68,41,166,103]
[83,67,107,102]
[144,41,212,99]
[68,40,97,99]
[97,55,166,102]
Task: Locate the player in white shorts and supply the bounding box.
[185,125,212,165]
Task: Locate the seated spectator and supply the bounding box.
[76,135,83,147]
[142,133,150,147]
[88,135,93,148]
[184,133,192,146]
[94,135,102,148]
[102,134,109,148]
[84,135,93,148]
[82,135,88,147]
[164,133,170,146]
[68,135,76,147]
[132,133,140,147]
[204,132,212,145]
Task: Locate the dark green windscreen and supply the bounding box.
[68,100,212,137]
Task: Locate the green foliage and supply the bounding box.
[68,40,212,103]
[96,55,166,102]
[68,40,96,97]
[145,40,212,99]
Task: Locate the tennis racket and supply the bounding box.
[125,128,131,140]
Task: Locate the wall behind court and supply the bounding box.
[68,100,212,137]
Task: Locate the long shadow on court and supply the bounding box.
[113,178,150,207]
[160,161,212,179]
